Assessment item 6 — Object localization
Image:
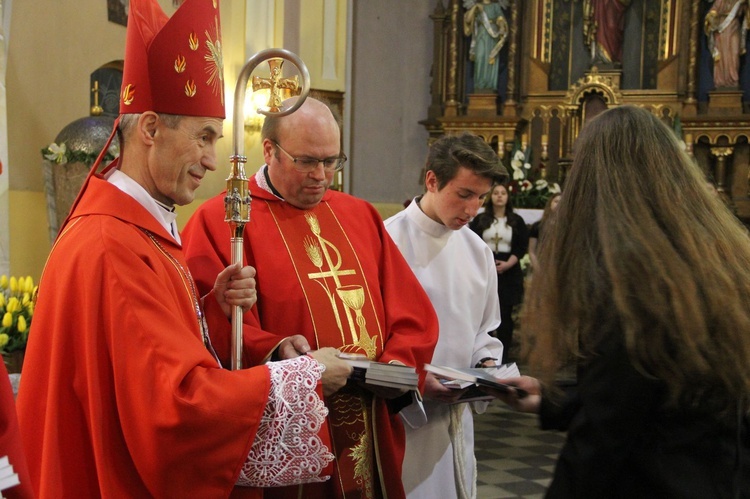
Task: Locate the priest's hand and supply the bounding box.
[214,263,257,318]
[422,373,466,404]
[309,347,352,397]
[276,335,312,359]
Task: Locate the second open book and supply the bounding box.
[425,362,527,401]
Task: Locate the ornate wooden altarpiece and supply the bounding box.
[422,0,750,222]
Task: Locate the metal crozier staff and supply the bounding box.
[225,48,310,370]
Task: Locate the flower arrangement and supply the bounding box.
[507,143,561,209]
[0,275,36,355]
[41,141,119,166]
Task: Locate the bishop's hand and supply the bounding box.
[213,262,257,319]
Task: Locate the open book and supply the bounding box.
[425,362,527,400]
[0,455,20,493]
[338,353,419,391]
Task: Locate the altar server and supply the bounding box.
[385,133,508,499]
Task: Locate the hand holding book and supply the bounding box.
[424,362,529,402]
[337,353,418,398]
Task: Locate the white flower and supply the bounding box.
[523,162,531,170]
[44,143,68,164]
[513,167,525,180]
[513,150,525,162]
[535,179,548,190]
[549,183,561,194]
[521,180,533,192]
[108,142,120,159]
[519,253,531,271]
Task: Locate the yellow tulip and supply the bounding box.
[9,277,18,293]
[7,297,19,314]
[17,316,27,333]
[24,276,34,293]
[0,275,7,290]
[0,293,5,308]
[2,312,11,328]
[22,293,30,306]
[0,333,8,348]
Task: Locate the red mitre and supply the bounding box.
[57,0,226,238]
[121,0,225,119]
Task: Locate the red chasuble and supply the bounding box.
[183,174,439,499]
[0,361,32,499]
[16,176,284,498]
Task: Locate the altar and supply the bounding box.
[423,0,750,226]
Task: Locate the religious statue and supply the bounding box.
[583,0,632,66]
[463,0,509,92]
[705,0,749,88]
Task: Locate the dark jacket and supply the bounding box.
[540,332,750,499]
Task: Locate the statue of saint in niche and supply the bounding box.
[705,0,748,88]
[583,0,632,67]
[463,0,509,92]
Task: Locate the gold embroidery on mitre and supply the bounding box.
[212,0,217,8]
[204,16,224,104]
[189,32,199,51]
[121,84,135,105]
[185,80,197,97]
[174,54,186,73]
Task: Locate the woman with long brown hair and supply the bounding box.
[500,105,750,496]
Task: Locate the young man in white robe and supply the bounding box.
[384,133,509,499]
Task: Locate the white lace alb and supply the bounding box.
[236,355,333,487]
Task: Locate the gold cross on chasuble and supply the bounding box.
[266,204,383,358]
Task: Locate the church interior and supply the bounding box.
[4,0,749,280]
[1,0,749,496]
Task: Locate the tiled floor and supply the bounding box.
[474,402,567,498]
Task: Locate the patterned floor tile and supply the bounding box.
[475,403,566,498]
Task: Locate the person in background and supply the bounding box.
[470,183,528,363]
[182,96,439,499]
[16,1,351,496]
[385,133,508,499]
[528,192,561,272]
[498,105,750,497]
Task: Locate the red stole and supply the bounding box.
[266,201,384,498]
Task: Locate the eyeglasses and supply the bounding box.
[272,141,347,173]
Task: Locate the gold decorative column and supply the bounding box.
[683,0,699,115]
[444,0,461,117]
[710,146,733,196]
[503,0,519,117]
[427,2,449,121]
